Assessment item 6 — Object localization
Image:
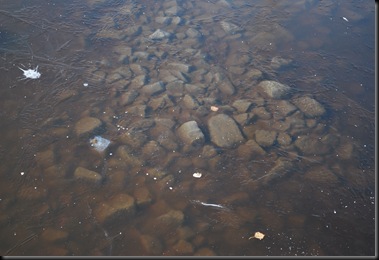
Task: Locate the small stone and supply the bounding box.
[237,139,266,160]
[119,90,139,106]
[165,5,183,16]
[271,56,293,70]
[262,159,293,185]
[277,132,292,146]
[149,29,171,40]
[182,94,199,110]
[74,117,102,136]
[194,247,217,256]
[130,75,147,88]
[74,167,102,182]
[172,16,184,25]
[294,135,332,155]
[303,166,339,185]
[258,80,292,99]
[272,100,297,117]
[255,130,278,147]
[201,145,219,158]
[186,28,201,38]
[251,107,271,120]
[141,81,165,96]
[35,149,55,168]
[94,193,135,224]
[127,105,147,117]
[292,96,326,117]
[232,99,253,113]
[140,234,163,255]
[216,80,235,96]
[18,185,47,200]
[155,16,172,25]
[177,121,205,147]
[168,62,194,73]
[133,187,152,207]
[208,114,244,148]
[246,68,263,81]
[336,142,355,160]
[220,21,243,34]
[157,209,184,227]
[185,83,207,95]
[172,239,194,255]
[41,228,68,242]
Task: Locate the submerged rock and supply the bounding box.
[220,21,243,34]
[157,209,184,228]
[261,159,294,185]
[149,29,171,40]
[237,139,266,160]
[74,117,102,136]
[271,56,293,70]
[303,165,339,185]
[294,135,332,155]
[141,81,165,96]
[292,96,326,117]
[94,193,135,224]
[255,129,278,148]
[208,114,244,148]
[258,80,292,99]
[74,167,102,183]
[177,121,205,147]
[232,99,253,113]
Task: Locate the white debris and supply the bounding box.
[90,136,111,152]
[190,199,227,209]
[193,172,202,178]
[19,65,41,79]
[342,16,349,22]
[210,106,219,112]
[83,83,89,87]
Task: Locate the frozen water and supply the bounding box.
[19,65,41,79]
[90,136,111,152]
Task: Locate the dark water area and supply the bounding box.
[0,0,375,256]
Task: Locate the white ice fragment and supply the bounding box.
[193,172,202,178]
[19,65,41,79]
[90,136,111,152]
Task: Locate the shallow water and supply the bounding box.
[0,0,375,256]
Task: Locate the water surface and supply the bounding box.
[0,0,375,256]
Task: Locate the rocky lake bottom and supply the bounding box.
[0,0,375,256]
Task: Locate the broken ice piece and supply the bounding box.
[19,65,41,79]
[90,136,111,152]
[193,172,202,178]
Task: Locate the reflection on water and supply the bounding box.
[0,0,375,256]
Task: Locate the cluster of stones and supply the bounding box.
[15,0,366,256]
